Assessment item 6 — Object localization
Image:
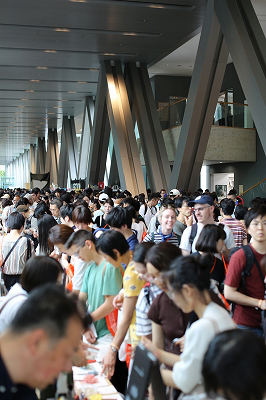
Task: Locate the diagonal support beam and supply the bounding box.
[62,116,78,180]
[103,60,146,195]
[126,62,171,191]
[78,96,94,180]
[45,128,59,185]
[215,0,266,154]
[169,0,229,190]
[37,137,46,174]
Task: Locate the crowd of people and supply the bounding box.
[0,184,265,400]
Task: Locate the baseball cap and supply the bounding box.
[99,193,109,202]
[24,193,32,200]
[169,189,180,196]
[1,194,10,199]
[188,195,214,207]
[16,205,29,213]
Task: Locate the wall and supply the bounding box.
[209,133,266,205]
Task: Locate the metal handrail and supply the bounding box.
[239,177,266,196]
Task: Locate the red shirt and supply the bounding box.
[225,245,265,327]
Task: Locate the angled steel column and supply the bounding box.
[86,66,110,187]
[58,125,69,188]
[169,0,229,190]
[30,145,36,174]
[215,0,266,153]
[62,116,78,180]
[37,137,46,174]
[126,63,171,191]
[104,60,146,195]
[78,97,94,180]
[45,128,59,185]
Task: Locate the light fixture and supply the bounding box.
[48,112,54,115]
[30,79,41,82]
[61,100,68,102]
[44,50,57,53]
[54,106,60,109]
[68,91,77,94]
[18,106,25,108]
[54,28,71,32]
[21,98,28,101]
[77,81,87,84]
[25,90,34,92]
[37,66,48,70]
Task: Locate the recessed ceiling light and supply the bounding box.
[48,112,54,115]
[39,122,44,124]
[18,106,25,108]
[21,98,28,101]
[15,112,21,114]
[44,118,49,120]
[44,50,57,53]
[54,106,60,109]
[220,162,223,164]
[61,100,68,102]
[68,91,77,94]
[55,28,71,32]
[104,53,115,56]
[30,79,41,82]
[123,32,137,36]
[25,90,35,92]
[37,66,48,70]
[77,81,87,84]
[69,0,86,3]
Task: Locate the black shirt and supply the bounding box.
[0,355,37,400]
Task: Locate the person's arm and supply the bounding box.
[78,291,88,304]
[142,337,180,367]
[224,285,266,309]
[181,249,190,256]
[161,369,178,388]
[152,322,164,350]
[90,295,115,322]
[102,296,138,378]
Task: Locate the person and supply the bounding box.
[139,193,160,228]
[125,205,146,243]
[60,203,75,228]
[0,285,86,399]
[1,212,34,291]
[91,198,104,221]
[173,196,193,239]
[72,205,94,232]
[95,229,131,269]
[0,256,63,333]
[180,195,235,260]
[101,242,154,379]
[36,214,57,255]
[31,187,41,210]
[64,229,123,343]
[50,198,63,224]
[105,206,139,251]
[143,203,180,246]
[1,197,13,229]
[142,255,235,396]
[146,243,190,357]
[169,188,180,200]
[224,206,266,336]
[202,330,266,400]
[94,198,114,228]
[234,204,248,227]
[12,193,21,210]
[219,198,247,247]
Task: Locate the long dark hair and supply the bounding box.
[38,214,57,255]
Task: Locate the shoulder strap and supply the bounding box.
[0,293,28,314]
[26,238,32,260]
[189,223,198,247]
[144,203,148,215]
[1,236,23,270]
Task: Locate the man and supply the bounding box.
[105,207,139,251]
[220,198,247,247]
[64,230,122,344]
[12,193,21,210]
[180,195,235,259]
[169,188,180,200]
[173,196,193,239]
[0,285,85,399]
[224,206,266,336]
[139,192,160,228]
[31,187,41,210]
[50,198,63,224]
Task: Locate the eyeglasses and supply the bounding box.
[194,206,211,213]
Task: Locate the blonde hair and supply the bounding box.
[157,204,176,224]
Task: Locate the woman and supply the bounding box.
[145,243,190,357]
[126,205,147,243]
[95,198,114,228]
[143,255,235,397]
[143,204,179,246]
[72,205,94,232]
[0,256,63,333]
[194,224,226,293]
[36,214,57,255]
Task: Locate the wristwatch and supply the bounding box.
[110,344,118,353]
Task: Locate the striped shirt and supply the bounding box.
[222,218,247,248]
[1,236,33,275]
[143,226,180,246]
[135,284,162,337]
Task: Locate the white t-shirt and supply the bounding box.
[139,204,156,228]
[92,209,104,222]
[180,222,236,259]
[172,302,235,393]
[72,257,91,291]
[0,283,28,333]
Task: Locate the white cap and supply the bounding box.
[99,193,109,202]
[169,189,180,196]
[1,194,10,199]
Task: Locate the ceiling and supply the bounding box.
[0,0,208,164]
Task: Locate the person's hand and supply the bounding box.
[173,336,185,353]
[84,328,97,344]
[72,341,88,367]
[141,337,160,359]
[101,349,117,379]
[259,299,266,310]
[185,215,193,227]
[113,289,124,310]
[50,250,61,260]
